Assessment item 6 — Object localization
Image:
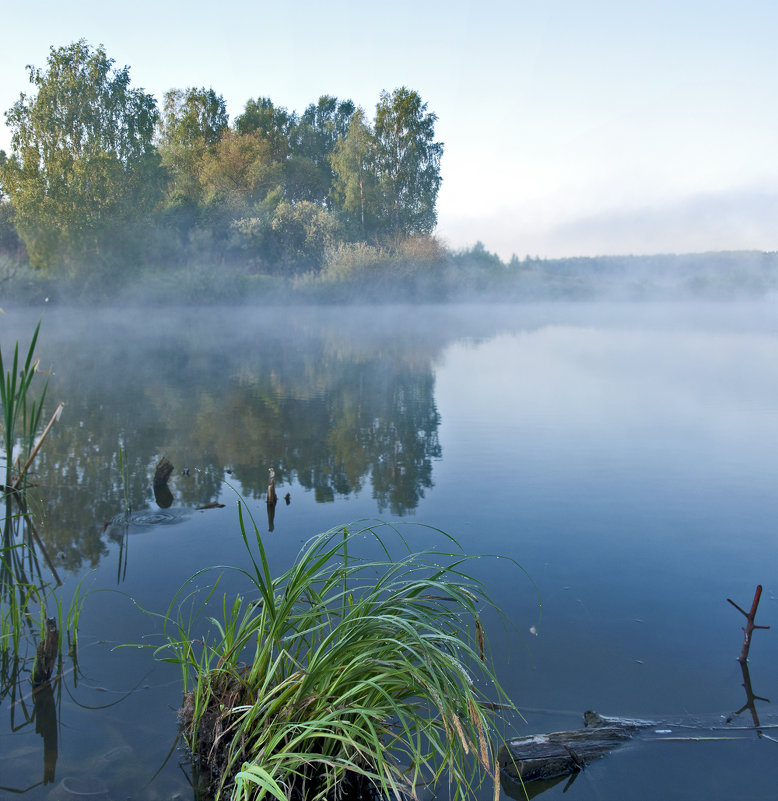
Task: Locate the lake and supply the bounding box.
[1,302,777,800]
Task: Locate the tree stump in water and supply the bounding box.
[32,618,58,686]
[153,456,174,488]
[267,467,277,505]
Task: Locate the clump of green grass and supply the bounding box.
[156,509,523,801]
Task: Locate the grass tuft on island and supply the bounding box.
[154,511,522,801]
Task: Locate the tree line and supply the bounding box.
[0,40,443,278]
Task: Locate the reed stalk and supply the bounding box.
[0,321,47,492]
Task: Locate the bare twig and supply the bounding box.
[727,585,770,662]
[12,402,65,490]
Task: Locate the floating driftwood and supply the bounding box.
[500,586,774,795]
[196,501,225,510]
[498,709,775,787]
[498,711,648,783]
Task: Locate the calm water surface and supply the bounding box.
[1,303,777,800]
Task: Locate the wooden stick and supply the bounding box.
[12,402,65,490]
[267,467,277,505]
[727,585,770,663]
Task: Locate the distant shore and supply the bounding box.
[2,245,776,306]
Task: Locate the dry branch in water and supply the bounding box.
[727,585,770,662]
[12,402,65,490]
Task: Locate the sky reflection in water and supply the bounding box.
[1,302,777,800]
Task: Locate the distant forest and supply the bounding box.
[1,40,777,304]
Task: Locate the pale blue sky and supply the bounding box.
[2,0,777,258]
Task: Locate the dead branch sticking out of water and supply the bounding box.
[11,402,65,491]
[727,585,770,662]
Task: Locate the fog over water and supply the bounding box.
[1,300,777,800]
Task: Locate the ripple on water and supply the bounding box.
[94,743,134,765]
[109,507,190,531]
[48,775,109,799]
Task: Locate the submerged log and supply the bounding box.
[499,711,667,784]
[499,709,777,787]
[499,711,647,783]
[196,500,225,510]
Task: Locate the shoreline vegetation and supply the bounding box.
[2,244,778,305]
[1,40,776,305]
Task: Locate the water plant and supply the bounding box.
[118,439,131,516]
[0,322,79,703]
[155,508,523,801]
[0,320,47,492]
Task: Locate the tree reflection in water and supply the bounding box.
[10,307,450,572]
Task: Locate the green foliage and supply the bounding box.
[160,87,228,151]
[1,39,447,282]
[155,514,520,801]
[0,198,24,258]
[235,97,295,163]
[158,86,229,203]
[200,131,282,209]
[317,241,391,284]
[269,200,341,271]
[1,40,162,270]
[288,96,355,205]
[330,108,380,239]
[374,87,443,238]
